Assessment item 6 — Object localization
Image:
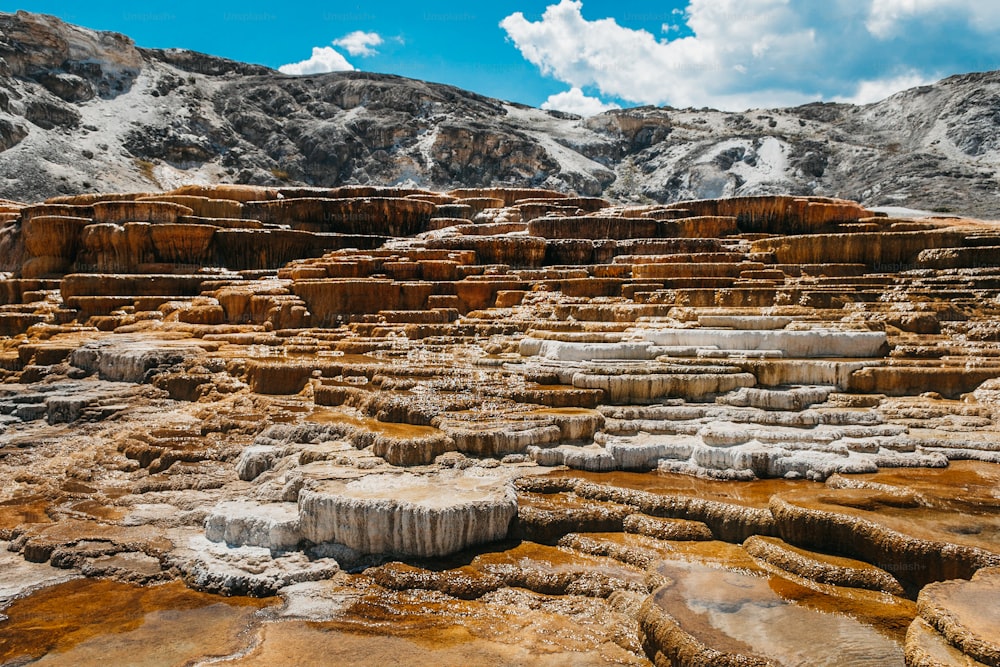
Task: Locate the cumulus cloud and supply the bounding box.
[542,87,621,116]
[333,31,384,57]
[278,30,387,76]
[501,0,1000,111]
[866,0,1000,38]
[832,72,935,105]
[278,46,355,75]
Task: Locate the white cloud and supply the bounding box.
[501,0,1000,111]
[333,31,384,57]
[542,87,621,116]
[832,72,935,105]
[867,0,1000,38]
[278,46,355,75]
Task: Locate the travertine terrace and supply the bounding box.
[0,185,999,665]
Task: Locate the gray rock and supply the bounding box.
[1,11,999,215]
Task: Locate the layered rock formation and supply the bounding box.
[0,185,998,665]
[3,11,1000,217]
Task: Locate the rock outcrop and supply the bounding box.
[3,11,1000,218]
[0,184,998,665]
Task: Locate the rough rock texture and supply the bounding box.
[0,183,998,665]
[7,26,1000,662]
[3,11,1000,218]
[297,471,517,558]
[908,567,1000,666]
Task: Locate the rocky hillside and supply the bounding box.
[1,10,999,216]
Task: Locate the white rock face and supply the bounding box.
[740,359,875,390]
[530,435,691,471]
[170,533,339,596]
[972,378,1000,414]
[572,370,755,403]
[0,540,78,605]
[437,419,562,456]
[521,339,655,361]
[641,329,887,358]
[527,394,942,480]
[204,501,302,551]
[718,385,833,410]
[528,444,617,471]
[69,336,207,382]
[298,470,517,558]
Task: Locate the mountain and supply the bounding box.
[1,10,999,216]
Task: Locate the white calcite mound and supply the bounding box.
[69,335,210,382]
[717,385,834,411]
[519,338,656,362]
[972,378,1000,416]
[572,369,756,403]
[642,328,887,358]
[170,534,340,597]
[696,315,793,330]
[204,501,302,551]
[298,470,517,558]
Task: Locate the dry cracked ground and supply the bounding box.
[0,185,997,666]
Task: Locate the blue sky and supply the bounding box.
[9,1,1000,115]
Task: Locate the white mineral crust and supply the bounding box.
[297,470,517,557]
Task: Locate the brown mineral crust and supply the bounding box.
[22,215,90,262]
[751,228,978,267]
[637,593,770,667]
[425,236,547,267]
[447,187,569,207]
[370,561,504,599]
[354,425,453,467]
[0,495,52,537]
[453,196,506,213]
[241,197,435,236]
[528,216,669,240]
[76,222,153,272]
[742,534,906,595]
[2,185,1000,664]
[454,540,649,598]
[210,228,383,270]
[91,200,193,225]
[558,481,779,544]
[277,185,432,200]
[406,192,458,205]
[517,195,610,212]
[61,273,212,299]
[904,617,992,667]
[168,183,278,201]
[769,492,1000,588]
[918,245,1000,269]
[914,567,1000,666]
[448,221,528,236]
[44,192,157,206]
[21,255,71,279]
[622,514,715,542]
[0,579,275,666]
[246,360,355,395]
[175,215,264,229]
[662,194,870,233]
[137,194,244,219]
[147,223,216,264]
[293,278,437,324]
[849,365,1000,398]
[19,202,95,223]
[9,518,174,565]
